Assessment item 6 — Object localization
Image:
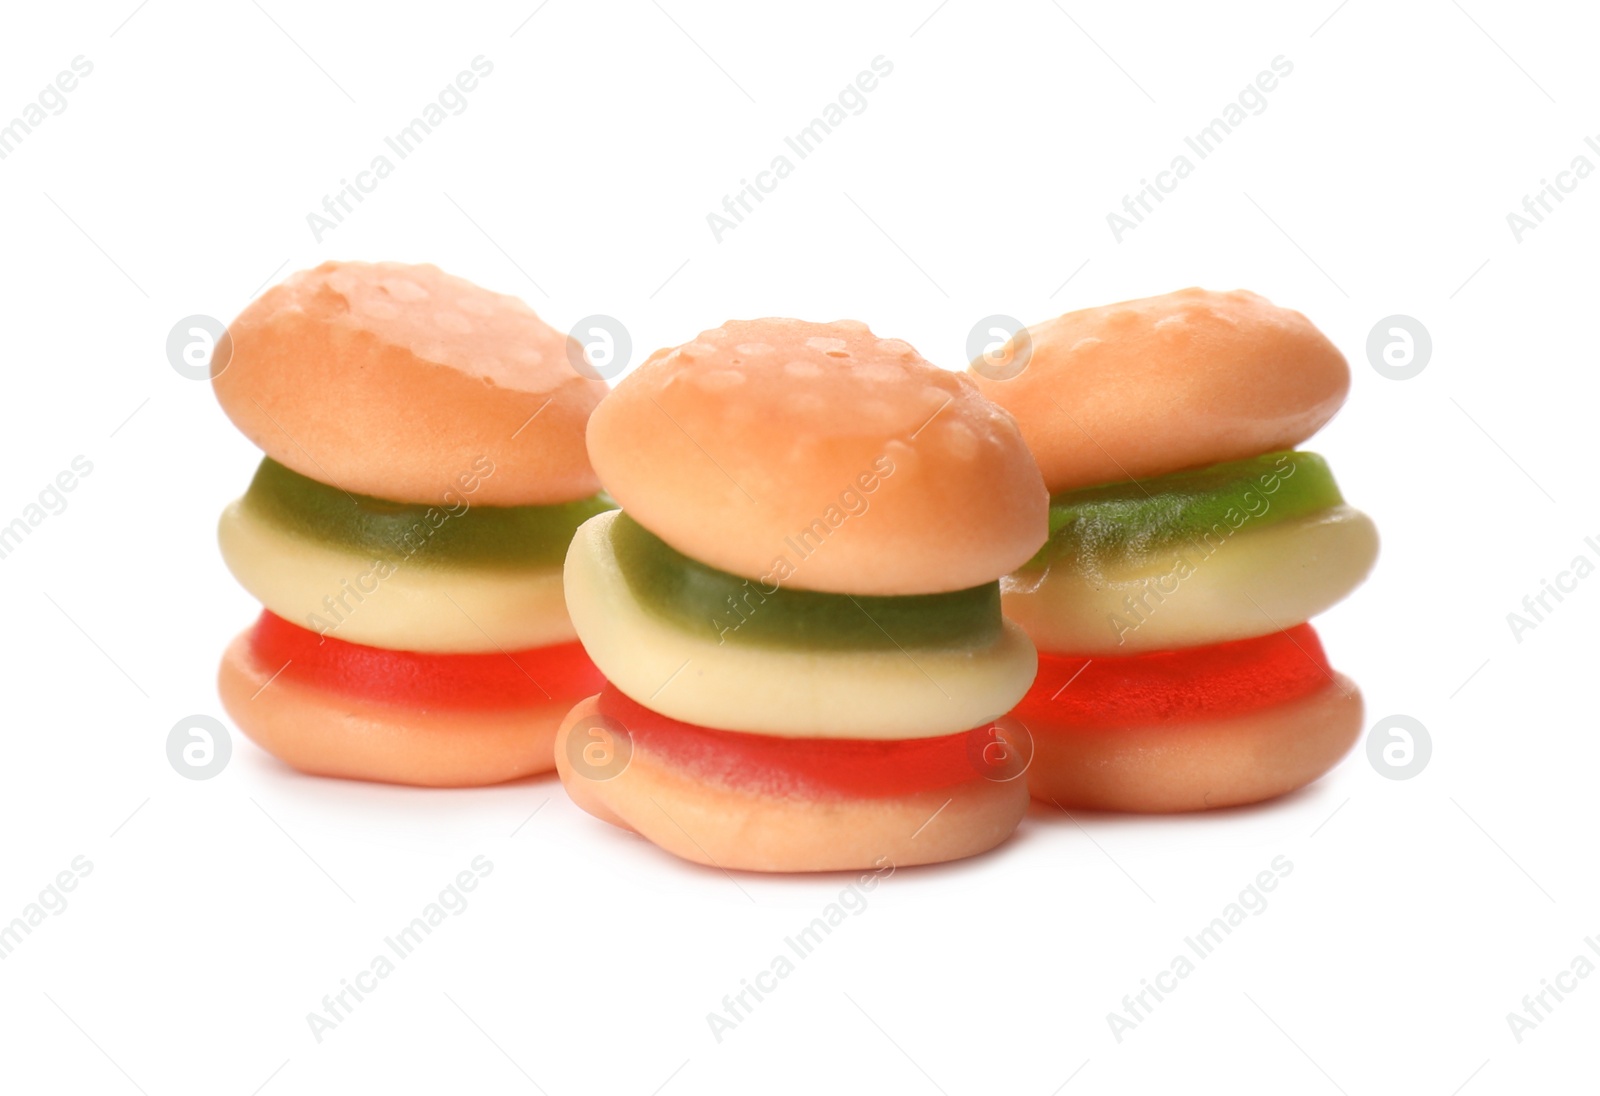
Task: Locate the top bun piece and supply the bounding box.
[586,319,1048,597]
[212,261,609,506]
[968,288,1350,493]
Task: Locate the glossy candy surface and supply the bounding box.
[248,610,604,709]
[590,686,1007,800]
[565,511,1037,739]
[218,460,607,653]
[1002,452,1377,654]
[587,318,1047,595]
[219,499,574,653]
[968,288,1350,493]
[1010,625,1363,811]
[245,458,613,568]
[555,694,1030,871]
[213,261,608,506]
[1014,625,1331,728]
[1028,451,1341,571]
[218,617,596,786]
[609,511,1002,650]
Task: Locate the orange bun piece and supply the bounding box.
[220,612,605,787]
[587,318,1047,596]
[969,288,1349,494]
[213,260,608,507]
[1014,626,1361,812]
[554,688,1030,872]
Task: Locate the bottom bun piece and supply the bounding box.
[218,612,605,787]
[554,688,1029,872]
[1013,626,1363,812]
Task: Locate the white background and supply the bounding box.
[0,1,1594,1093]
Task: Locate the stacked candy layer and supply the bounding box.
[211,261,611,787]
[970,288,1378,811]
[554,318,1050,871]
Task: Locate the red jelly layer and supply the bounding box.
[248,611,606,709]
[1015,624,1332,729]
[593,686,1003,800]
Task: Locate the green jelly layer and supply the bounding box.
[607,511,1003,651]
[243,458,615,569]
[1029,450,1345,571]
